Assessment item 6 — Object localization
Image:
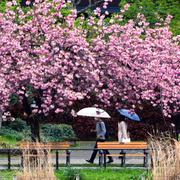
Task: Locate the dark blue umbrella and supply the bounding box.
[117,109,140,121]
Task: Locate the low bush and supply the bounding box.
[0,119,77,143]
[5,118,29,132]
[0,127,24,141]
[41,124,77,142]
[0,119,31,142]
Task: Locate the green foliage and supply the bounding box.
[0,0,6,13]
[0,136,17,148]
[55,169,150,180]
[41,124,76,142]
[0,170,17,179]
[0,119,31,142]
[79,169,146,180]
[1,119,76,143]
[0,169,151,180]
[119,0,180,35]
[5,118,28,132]
[1,0,179,34]
[0,0,21,13]
[63,168,79,180]
[60,3,72,17]
[0,128,25,142]
[9,94,19,105]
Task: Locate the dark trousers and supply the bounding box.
[89,139,113,163]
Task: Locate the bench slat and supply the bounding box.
[99,142,147,145]
[98,145,147,149]
[97,141,148,149]
[106,154,145,157]
[19,141,70,150]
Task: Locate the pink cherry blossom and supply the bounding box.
[0,1,179,122]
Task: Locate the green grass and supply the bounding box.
[53,163,146,168]
[0,135,18,148]
[0,169,151,180]
[0,170,17,179]
[55,168,150,180]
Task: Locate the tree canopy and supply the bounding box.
[0,0,179,119]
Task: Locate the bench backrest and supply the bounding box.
[19,141,70,150]
[97,142,148,149]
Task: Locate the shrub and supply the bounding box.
[41,124,77,142]
[0,127,24,141]
[1,119,76,142]
[1,119,31,142]
[4,118,29,132]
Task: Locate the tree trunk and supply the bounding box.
[29,117,40,142]
[0,110,2,128]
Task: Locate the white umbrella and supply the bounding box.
[77,107,111,118]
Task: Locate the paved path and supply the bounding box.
[0,141,149,170]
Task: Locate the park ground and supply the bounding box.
[0,168,150,180]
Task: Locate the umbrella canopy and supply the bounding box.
[77,107,111,118]
[117,109,140,121]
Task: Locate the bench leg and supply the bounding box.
[56,150,59,170]
[120,156,123,167]
[120,151,126,167]
[99,150,103,167]
[21,155,24,168]
[8,149,11,170]
[103,153,107,168]
[66,150,70,166]
[122,153,126,167]
[143,152,148,167]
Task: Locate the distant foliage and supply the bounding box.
[5,118,28,132]
[41,124,77,142]
[0,120,31,141]
[119,0,180,35]
[0,0,179,35]
[0,120,76,142]
[0,0,6,13]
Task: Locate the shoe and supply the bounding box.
[86,160,93,164]
[107,159,113,164]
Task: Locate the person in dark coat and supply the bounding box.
[86,117,113,164]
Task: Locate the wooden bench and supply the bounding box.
[97,141,149,167]
[19,141,70,149]
[19,141,70,169]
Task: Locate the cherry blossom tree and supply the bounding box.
[0,0,101,141]
[0,0,179,141]
[88,6,180,117]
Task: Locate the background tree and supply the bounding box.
[0,0,101,141]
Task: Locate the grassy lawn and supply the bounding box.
[0,169,151,179]
[55,168,150,180]
[0,170,17,179]
[0,136,17,147]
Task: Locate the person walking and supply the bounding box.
[86,117,113,164]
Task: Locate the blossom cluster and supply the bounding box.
[0,0,179,119]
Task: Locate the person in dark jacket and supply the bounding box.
[86,117,113,164]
